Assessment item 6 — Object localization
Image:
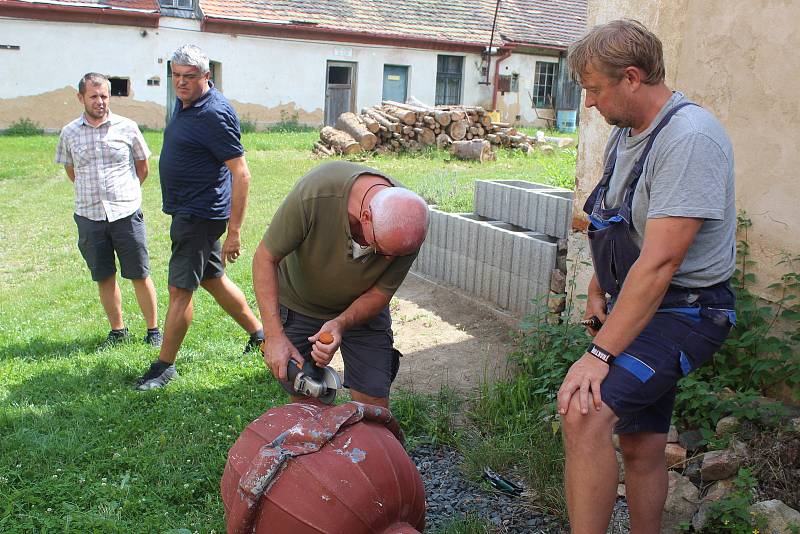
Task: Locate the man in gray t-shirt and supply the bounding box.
[556,20,736,533]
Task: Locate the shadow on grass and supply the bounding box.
[0,335,104,362]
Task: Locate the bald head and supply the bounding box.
[370,188,429,256]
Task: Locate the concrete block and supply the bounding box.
[473,180,573,238]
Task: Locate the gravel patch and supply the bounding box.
[411,444,631,533]
[411,444,564,533]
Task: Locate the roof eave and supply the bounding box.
[0,0,159,27]
[201,15,490,53]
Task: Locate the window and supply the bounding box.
[498,73,519,93]
[160,0,192,7]
[532,61,557,108]
[109,77,129,97]
[435,55,463,106]
[328,66,351,85]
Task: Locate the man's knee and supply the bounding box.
[561,399,618,444]
[168,285,193,305]
[619,432,667,469]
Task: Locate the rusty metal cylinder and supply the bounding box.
[221,401,426,534]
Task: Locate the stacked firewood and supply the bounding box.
[311,100,573,161]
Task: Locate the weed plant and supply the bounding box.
[674,213,800,439]
[4,118,44,136]
[679,468,768,533]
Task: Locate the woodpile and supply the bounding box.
[311,100,575,160]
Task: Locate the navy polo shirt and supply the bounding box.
[159,84,244,219]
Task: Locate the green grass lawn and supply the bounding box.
[0,131,576,532]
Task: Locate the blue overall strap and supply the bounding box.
[629,101,698,180]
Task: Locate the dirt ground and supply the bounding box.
[330,272,520,395]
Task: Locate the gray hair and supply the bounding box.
[171,44,210,74]
[78,72,110,94]
[371,188,429,255]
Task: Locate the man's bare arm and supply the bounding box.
[222,155,252,264]
[135,159,149,184]
[65,165,75,183]
[557,216,703,415]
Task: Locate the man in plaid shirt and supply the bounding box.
[55,72,162,349]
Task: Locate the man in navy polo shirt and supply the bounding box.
[135,44,264,390]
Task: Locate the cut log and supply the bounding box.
[383,106,417,125]
[365,109,401,133]
[314,141,335,156]
[361,115,380,134]
[335,112,378,150]
[450,110,466,122]
[382,100,431,113]
[414,127,436,146]
[320,126,362,155]
[544,136,576,148]
[433,110,452,127]
[450,139,494,163]
[447,120,467,141]
[436,133,453,149]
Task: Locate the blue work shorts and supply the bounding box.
[601,286,735,435]
[74,209,150,282]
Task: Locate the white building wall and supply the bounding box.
[0,15,552,129]
[494,52,560,126]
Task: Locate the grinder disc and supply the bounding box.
[318,366,342,405]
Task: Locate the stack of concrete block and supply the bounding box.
[412,180,572,316]
[473,180,572,239]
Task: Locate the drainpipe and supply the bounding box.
[491,47,513,112]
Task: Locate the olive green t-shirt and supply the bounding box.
[262,161,418,320]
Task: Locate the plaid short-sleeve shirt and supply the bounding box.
[55,112,151,222]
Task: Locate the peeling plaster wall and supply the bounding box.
[569,0,799,301]
[0,16,539,131]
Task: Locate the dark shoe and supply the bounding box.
[100,328,131,349]
[135,360,177,391]
[143,330,163,348]
[244,330,265,354]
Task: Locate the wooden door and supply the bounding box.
[382,65,408,103]
[325,61,356,126]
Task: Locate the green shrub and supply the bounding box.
[239,115,258,134]
[391,387,461,449]
[5,118,43,136]
[693,468,767,533]
[674,212,800,436]
[266,110,317,133]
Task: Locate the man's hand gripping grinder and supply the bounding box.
[262,332,342,404]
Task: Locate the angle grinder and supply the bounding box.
[264,332,342,404]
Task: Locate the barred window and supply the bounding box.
[532,61,557,108]
[435,55,464,106]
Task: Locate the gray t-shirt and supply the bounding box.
[602,92,736,287]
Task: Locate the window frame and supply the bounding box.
[532,61,558,108]
[435,55,464,106]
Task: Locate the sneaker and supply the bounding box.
[143,330,163,348]
[244,331,265,354]
[99,328,131,349]
[135,360,177,391]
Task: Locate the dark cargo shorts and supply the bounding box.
[601,284,735,434]
[168,213,228,290]
[279,305,401,399]
[74,209,150,282]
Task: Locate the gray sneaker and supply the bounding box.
[135,360,177,391]
[99,328,131,350]
[143,330,163,348]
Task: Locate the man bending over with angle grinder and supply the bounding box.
[253,161,429,407]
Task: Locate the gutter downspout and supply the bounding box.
[491,47,513,111]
